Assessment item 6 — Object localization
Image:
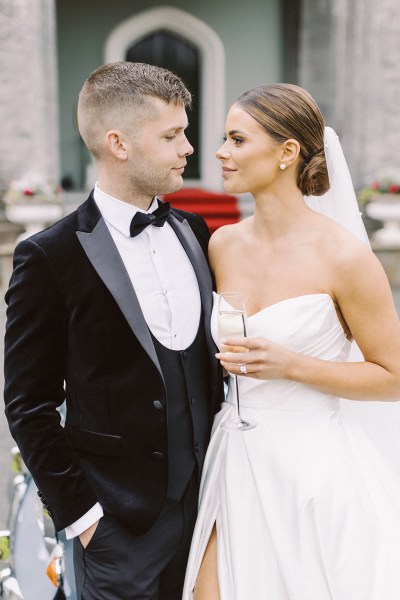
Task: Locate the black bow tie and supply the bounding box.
[129,201,171,238]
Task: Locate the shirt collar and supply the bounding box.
[93,184,159,237]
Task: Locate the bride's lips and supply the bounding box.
[222,167,237,177]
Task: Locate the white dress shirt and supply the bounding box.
[65,185,202,539]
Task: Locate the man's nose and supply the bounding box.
[181,136,194,157]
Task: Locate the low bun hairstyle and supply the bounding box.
[236,83,330,197]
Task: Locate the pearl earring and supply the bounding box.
[279,163,286,171]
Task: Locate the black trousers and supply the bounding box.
[73,475,198,600]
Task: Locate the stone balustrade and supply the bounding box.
[372,245,400,289]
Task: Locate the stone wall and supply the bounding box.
[341,0,400,186]
[298,0,337,124]
[299,0,400,188]
[0,0,59,198]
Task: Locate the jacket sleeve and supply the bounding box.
[4,239,98,531]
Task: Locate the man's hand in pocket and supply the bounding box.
[79,519,100,548]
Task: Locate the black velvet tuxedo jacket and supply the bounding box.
[4,193,223,535]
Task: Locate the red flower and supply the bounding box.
[370,181,380,190]
[23,189,34,196]
[388,184,400,194]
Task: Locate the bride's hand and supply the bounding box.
[216,337,298,380]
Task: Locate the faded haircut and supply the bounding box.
[77,62,192,158]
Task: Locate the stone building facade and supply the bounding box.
[0,0,399,199]
[300,0,400,186]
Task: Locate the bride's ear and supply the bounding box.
[279,139,301,168]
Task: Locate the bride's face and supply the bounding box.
[216,104,282,195]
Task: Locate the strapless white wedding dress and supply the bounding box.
[183,293,400,599]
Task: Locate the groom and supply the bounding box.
[4,62,222,599]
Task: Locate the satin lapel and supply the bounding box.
[76,218,163,378]
[167,215,214,352]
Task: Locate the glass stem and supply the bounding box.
[234,375,243,423]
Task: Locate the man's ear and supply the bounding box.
[105,130,128,160]
[279,138,301,168]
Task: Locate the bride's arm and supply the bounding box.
[217,242,400,402]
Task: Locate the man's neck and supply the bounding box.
[96,179,153,210]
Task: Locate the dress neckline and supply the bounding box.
[248,293,334,318]
[214,292,334,319]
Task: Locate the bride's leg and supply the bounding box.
[193,525,221,600]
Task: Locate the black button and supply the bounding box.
[181,351,188,359]
[153,400,163,410]
[152,452,164,461]
[191,397,196,406]
[194,444,199,452]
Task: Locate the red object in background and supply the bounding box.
[164,188,241,233]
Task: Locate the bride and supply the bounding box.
[183,83,400,599]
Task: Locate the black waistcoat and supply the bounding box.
[151,316,210,500]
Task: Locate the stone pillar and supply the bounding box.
[298,0,337,124]
[299,0,400,188]
[338,0,400,187]
[0,0,59,198]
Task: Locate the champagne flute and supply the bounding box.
[218,293,257,431]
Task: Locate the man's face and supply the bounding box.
[125,97,194,200]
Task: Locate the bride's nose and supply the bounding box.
[216,142,229,161]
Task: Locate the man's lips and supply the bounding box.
[173,164,186,171]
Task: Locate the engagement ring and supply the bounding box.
[239,363,247,374]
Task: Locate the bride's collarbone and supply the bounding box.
[216,251,334,311]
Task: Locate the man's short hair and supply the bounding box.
[77,62,192,158]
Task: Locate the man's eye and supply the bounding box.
[165,135,176,141]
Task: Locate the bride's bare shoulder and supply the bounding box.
[209,219,248,251]
[208,219,249,271]
[313,214,383,285]
[316,215,370,260]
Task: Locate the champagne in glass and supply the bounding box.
[218,293,257,431]
[218,310,247,340]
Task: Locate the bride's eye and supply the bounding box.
[232,137,244,145]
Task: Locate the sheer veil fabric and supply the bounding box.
[304,126,370,247]
[306,126,400,476]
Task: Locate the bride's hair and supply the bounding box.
[236,83,329,197]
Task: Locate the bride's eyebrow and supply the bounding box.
[228,129,247,136]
